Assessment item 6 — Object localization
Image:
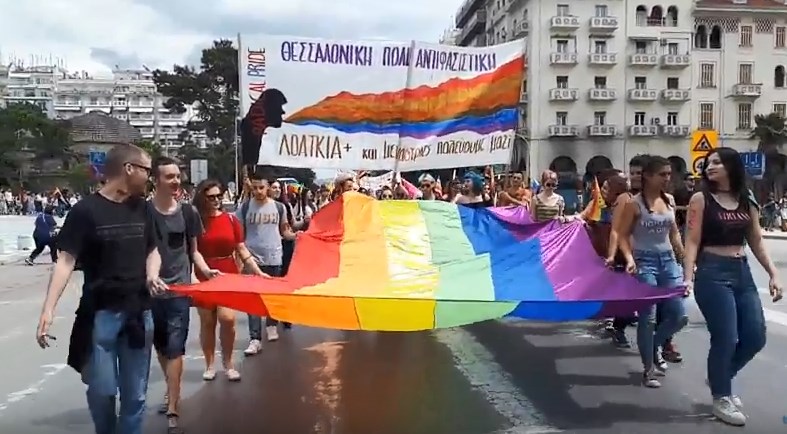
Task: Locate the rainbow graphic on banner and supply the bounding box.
[176,193,682,331]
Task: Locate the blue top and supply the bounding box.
[33,213,57,241]
[630,195,674,253]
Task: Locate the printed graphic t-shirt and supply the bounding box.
[238,199,285,266]
[151,204,203,296]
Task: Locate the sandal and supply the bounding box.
[202,368,216,381]
[166,412,184,434]
[226,368,241,382]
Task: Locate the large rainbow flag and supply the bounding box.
[175,193,683,331]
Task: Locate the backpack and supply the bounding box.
[239,199,286,239]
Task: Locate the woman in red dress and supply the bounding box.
[192,180,265,381]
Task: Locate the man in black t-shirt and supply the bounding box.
[36,144,166,434]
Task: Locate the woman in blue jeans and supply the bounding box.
[617,155,688,388]
[683,147,782,427]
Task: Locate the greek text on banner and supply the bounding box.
[239,35,526,171]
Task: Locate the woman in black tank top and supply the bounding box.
[683,148,782,427]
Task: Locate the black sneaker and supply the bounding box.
[24,258,34,266]
[611,329,631,348]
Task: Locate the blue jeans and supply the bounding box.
[634,250,687,371]
[247,265,282,340]
[151,296,191,359]
[694,252,766,398]
[82,310,154,434]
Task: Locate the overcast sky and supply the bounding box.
[0,0,461,76]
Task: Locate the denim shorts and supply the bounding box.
[151,296,191,359]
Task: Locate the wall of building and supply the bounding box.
[692,12,787,153]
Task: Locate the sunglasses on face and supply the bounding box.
[420,183,432,189]
[126,162,151,175]
[544,183,557,188]
[205,193,222,200]
[382,194,393,199]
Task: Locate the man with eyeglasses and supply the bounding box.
[36,144,167,434]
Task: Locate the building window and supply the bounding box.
[556,40,569,53]
[635,41,648,54]
[556,76,569,88]
[710,25,722,49]
[667,112,678,126]
[594,111,606,125]
[700,63,715,87]
[776,66,785,88]
[777,27,786,48]
[700,103,714,129]
[594,76,607,88]
[667,77,679,89]
[668,43,679,55]
[556,111,567,125]
[737,103,752,129]
[595,5,607,17]
[594,40,607,53]
[557,4,569,16]
[740,25,753,47]
[634,76,647,89]
[634,112,646,125]
[774,103,786,117]
[738,63,753,84]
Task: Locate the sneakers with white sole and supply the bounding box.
[712,396,746,426]
[266,326,279,342]
[244,339,262,355]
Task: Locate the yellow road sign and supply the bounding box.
[690,130,718,176]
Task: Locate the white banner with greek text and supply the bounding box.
[239,35,525,171]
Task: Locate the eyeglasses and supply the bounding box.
[381,194,393,199]
[126,162,151,175]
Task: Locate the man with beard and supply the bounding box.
[36,144,167,434]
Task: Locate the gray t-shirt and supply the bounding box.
[152,204,203,298]
[238,199,285,266]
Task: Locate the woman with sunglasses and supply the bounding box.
[530,170,566,223]
[192,179,266,382]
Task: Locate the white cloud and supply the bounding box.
[0,0,461,76]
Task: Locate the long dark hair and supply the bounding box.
[701,147,751,210]
[640,155,671,213]
[192,179,223,218]
[272,180,294,226]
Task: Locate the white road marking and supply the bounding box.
[0,364,68,413]
[433,328,562,434]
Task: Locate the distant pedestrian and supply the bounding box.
[25,205,58,265]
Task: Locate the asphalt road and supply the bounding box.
[0,240,786,434]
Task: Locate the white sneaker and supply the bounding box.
[266,326,279,342]
[704,379,743,408]
[642,369,661,388]
[712,396,746,426]
[243,339,262,355]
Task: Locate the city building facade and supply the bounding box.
[692,0,787,152]
[0,65,206,149]
[452,0,787,180]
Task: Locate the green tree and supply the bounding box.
[750,112,787,196]
[0,103,71,184]
[134,139,163,159]
[152,39,315,185]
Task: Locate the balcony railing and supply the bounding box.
[548,125,580,137]
[660,125,690,137]
[588,125,617,136]
[731,83,762,97]
[588,88,617,101]
[588,53,618,65]
[635,16,679,27]
[549,88,579,101]
[550,16,581,30]
[629,53,659,66]
[550,52,579,65]
[661,89,691,102]
[629,125,658,136]
[628,88,658,101]
[589,16,619,31]
[661,54,691,68]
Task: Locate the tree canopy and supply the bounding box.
[152,39,316,186]
[0,103,71,184]
[751,112,787,154]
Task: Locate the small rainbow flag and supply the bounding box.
[586,177,606,222]
[176,193,681,331]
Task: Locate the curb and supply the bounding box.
[763,233,787,240]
